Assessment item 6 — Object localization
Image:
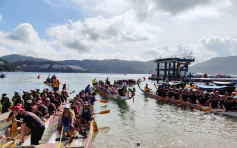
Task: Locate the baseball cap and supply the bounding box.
[12,106,25,111]
[45,97,50,101]
[83,102,88,106]
[26,100,32,104]
[64,104,70,109]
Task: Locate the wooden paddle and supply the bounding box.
[1,140,15,148]
[203,107,212,112]
[99,100,107,103]
[59,126,64,148]
[94,110,110,114]
[93,120,98,132]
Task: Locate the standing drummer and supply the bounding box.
[12,106,45,145]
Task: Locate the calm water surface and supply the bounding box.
[0,72,237,148]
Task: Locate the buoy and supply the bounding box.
[37,75,40,79]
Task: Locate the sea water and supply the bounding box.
[0,72,237,148]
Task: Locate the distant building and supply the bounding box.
[0,61,4,65]
[40,64,50,69]
[52,64,85,70]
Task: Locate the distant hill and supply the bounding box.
[59,59,156,74]
[0,60,20,72]
[0,54,49,63]
[189,56,237,75]
[0,54,156,74]
[5,54,237,75]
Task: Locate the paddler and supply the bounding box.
[12,105,45,145]
[57,104,75,138]
[144,84,151,92]
[77,102,93,133]
[2,96,13,112]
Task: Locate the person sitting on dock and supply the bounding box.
[58,104,75,138]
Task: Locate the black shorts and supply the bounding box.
[31,125,45,145]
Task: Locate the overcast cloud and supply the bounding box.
[0,0,236,63]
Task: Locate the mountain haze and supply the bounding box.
[190,56,237,75]
[0,54,50,63]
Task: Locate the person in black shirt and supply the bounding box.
[222,97,233,111]
[37,100,49,119]
[12,106,45,145]
[50,94,60,109]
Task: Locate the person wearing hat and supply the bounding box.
[12,106,45,145]
[50,94,60,109]
[1,93,7,104]
[57,104,75,138]
[45,97,57,115]
[77,102,93,133]
[62,83,67,91]
[52,75,60,92]
[5,104,23,138]
[25,100,33,112]
[13,95,24,107]
[12,91,20,103]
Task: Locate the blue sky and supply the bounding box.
[0,0,237,63]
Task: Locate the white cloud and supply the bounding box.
[0,0,237,63]
[0,14,2,22]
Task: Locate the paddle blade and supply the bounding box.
[204,107,212,112]
[99,110,110,114]
[99,100,107,103]
[59,142,62,148]
[12,121,18,136]
[93,120,98,132]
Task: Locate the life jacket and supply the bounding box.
[3,101,13,112]
[82,108,91,121]
[62,111,71,127]
[52,79,59,88]
[144,86,148,92]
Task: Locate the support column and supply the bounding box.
[173,61,176,78]
[157,63,160,83]
[164,62,167,78]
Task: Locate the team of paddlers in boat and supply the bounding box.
[92,79,136,100]
[141,82,237,112]
[0,80,98,147]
